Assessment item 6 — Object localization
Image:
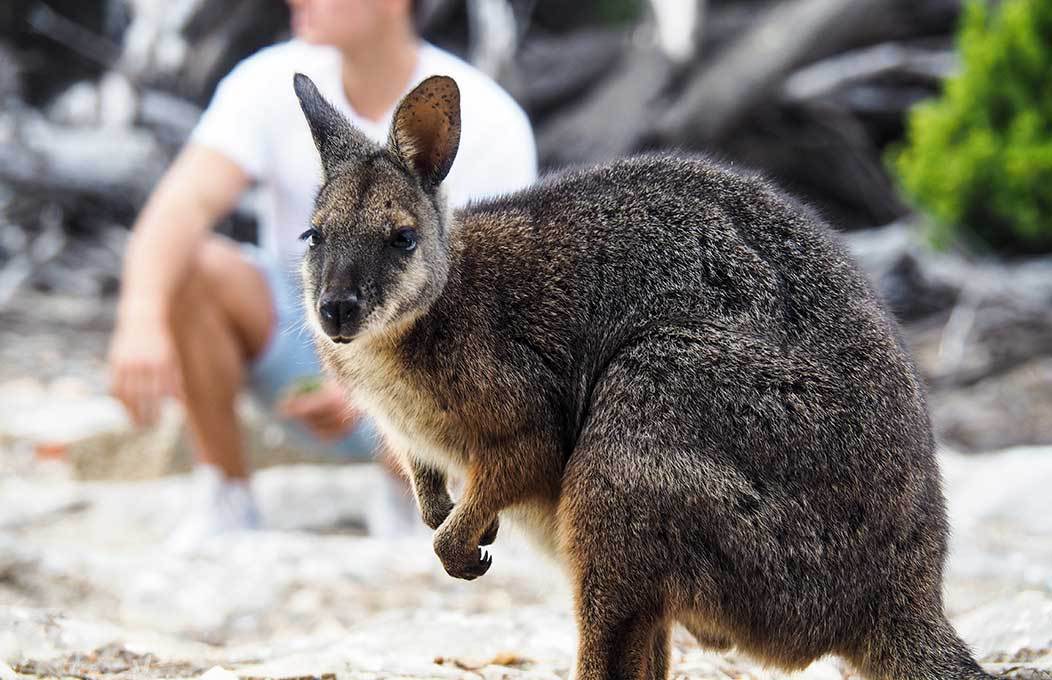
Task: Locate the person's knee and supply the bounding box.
[175,236,275,361]
[171,237,240,326]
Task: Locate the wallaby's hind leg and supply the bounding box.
[559,432,677,679]
[848,616,993,680]
[650,622,671,680]
[572,609,667,680]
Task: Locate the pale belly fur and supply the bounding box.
[364,404,562,559]
[340,346,565,561]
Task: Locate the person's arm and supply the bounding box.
[109,144,250,426]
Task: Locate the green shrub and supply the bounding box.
[892,0,1052,253]
[595,0,643,26]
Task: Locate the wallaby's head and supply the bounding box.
[293,73,461,343]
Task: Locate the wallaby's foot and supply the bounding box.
[433,528,493,580]
[848,617,996,680]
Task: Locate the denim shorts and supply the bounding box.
[242,244,379,461]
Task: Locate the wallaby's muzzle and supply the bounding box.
[317,288,362,342]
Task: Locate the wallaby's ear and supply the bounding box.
[294,73,371,177]
[388,75,461,192]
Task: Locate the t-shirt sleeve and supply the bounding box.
[446,94,538,207]
[189,56,272,180]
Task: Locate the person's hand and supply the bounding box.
[278,378,360,441]
[108,312,182,427]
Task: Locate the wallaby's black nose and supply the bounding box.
[318,292,361,338]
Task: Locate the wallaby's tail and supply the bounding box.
[849,616,996,680]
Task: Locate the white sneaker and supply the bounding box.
[165,464,262,552]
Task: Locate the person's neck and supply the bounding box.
[339,27,420,123]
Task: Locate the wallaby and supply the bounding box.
[292,72,994,680]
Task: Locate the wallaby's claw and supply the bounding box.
[479,549,493,570]
[446,546,493,581]
[434,532,493,580]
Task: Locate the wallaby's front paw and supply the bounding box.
[421,498,454,530]
[423,503,497,545]
[480,516,499,545]
[434,532,493,580]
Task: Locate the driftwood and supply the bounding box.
[0,110,167,209]
[416,0,463,36]
[0,42,20,102]
[782,42,956,104]
[466,0,518,78]
[649,0,704,63]
[503,28,625,120]
[847,223,1052,387]
[715,102,908,228]
[537,34,672,168]
[522,0,959,229]
[176,0,290,103]
[25,3,121,68]
[656,0,893,145]
[8,0,963,222]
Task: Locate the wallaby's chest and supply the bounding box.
[332,339,566,560]
[335,343,469,476]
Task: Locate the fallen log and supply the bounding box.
[502,28,625,121]
[0,110,168,211]
[655,0,895,146]
[536,32,672,168]
[782,42,956,103]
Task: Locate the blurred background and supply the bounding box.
[1,1,1050,679]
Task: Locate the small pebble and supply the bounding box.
[200,666,240,680]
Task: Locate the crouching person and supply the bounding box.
[107,0,536,546]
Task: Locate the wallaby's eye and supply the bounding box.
[299,228,323,249]
[391,227,417,252]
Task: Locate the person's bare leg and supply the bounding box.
[169,236,274,479]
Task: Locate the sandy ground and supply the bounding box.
[1,444,1051,680]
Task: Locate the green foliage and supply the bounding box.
[892,0,1052,253]
[595,0,644,26]
[531,0,643,33]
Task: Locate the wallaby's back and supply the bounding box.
[448,151,932,455]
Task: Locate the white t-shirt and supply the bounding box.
[192,40,537,264]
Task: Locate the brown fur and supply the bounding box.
[291,73,995,680]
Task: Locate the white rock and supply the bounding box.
[199,666,240,680]
[955,590,1052,658]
